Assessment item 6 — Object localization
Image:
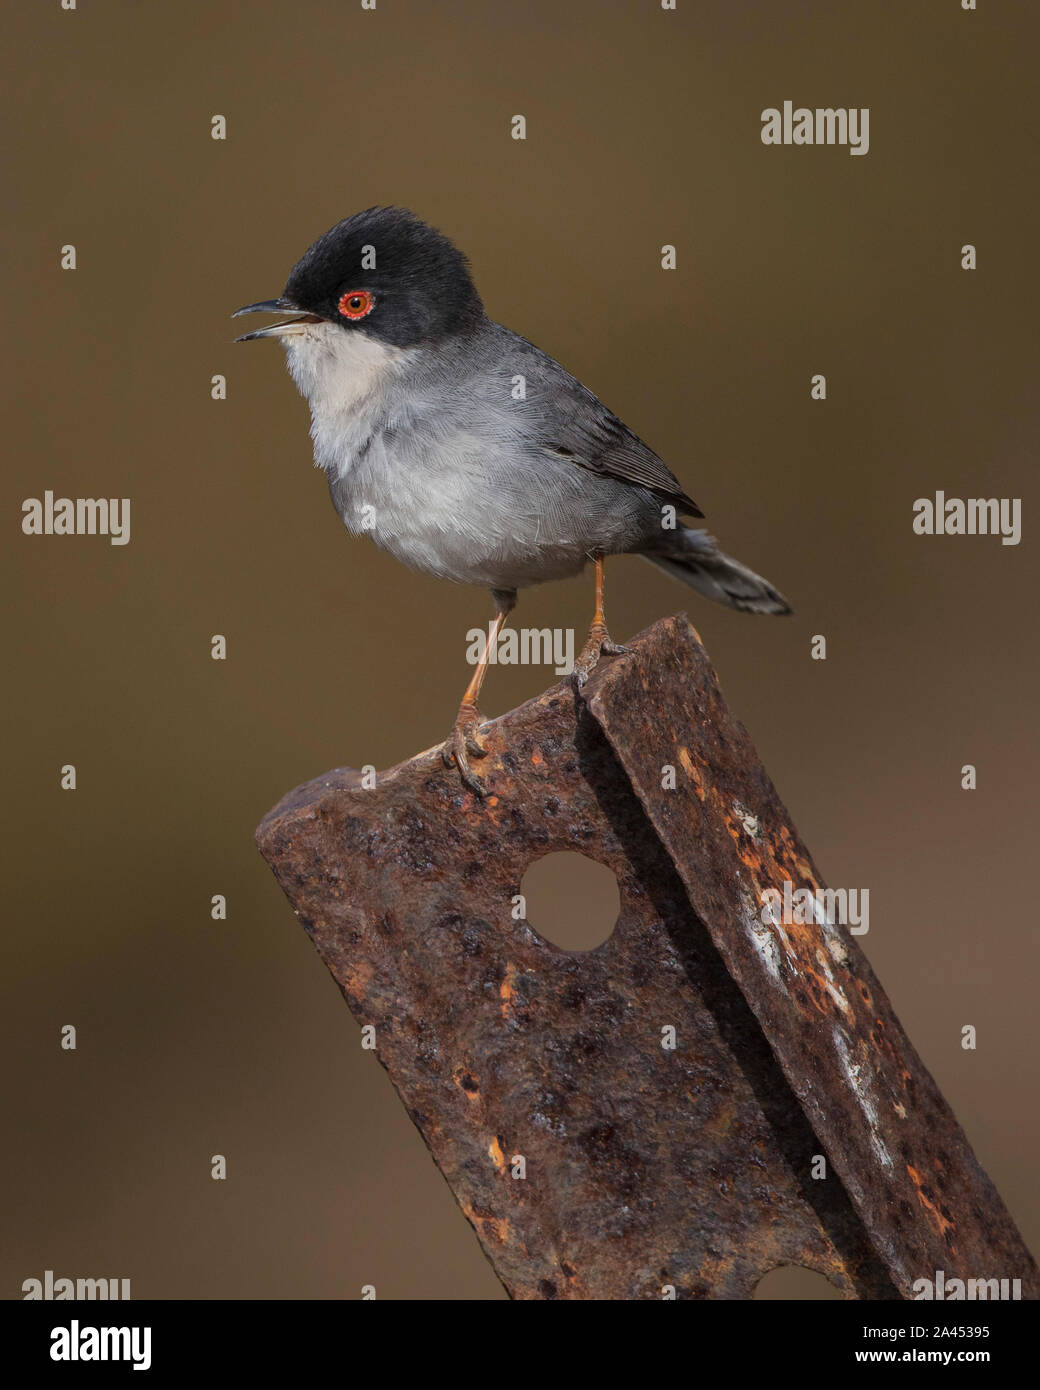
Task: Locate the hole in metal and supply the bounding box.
[520,851,619,952]
[753,1266,844,1300]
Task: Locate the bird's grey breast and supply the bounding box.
[284,320,657,589]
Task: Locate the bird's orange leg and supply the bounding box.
[573,555,628,689]
[444,588,516,794]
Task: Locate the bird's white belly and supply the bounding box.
[332,430,593,590]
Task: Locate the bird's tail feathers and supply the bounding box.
[642,528,792,615]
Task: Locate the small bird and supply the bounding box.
[234,207,790,793]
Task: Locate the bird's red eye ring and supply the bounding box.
[338,290,374,320]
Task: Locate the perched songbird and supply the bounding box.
[234,207,790,792]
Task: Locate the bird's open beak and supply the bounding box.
[232,298,321,342]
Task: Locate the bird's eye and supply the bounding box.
[338,290,374,320]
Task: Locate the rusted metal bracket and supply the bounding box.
[256,616,1038,1300]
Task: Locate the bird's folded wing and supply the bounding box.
[541,404,703,518]
[505,334,703,517]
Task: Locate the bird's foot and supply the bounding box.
[572,622,629,691]
[442,701,490,795]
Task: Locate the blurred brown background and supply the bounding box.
[3,0,1037,1299]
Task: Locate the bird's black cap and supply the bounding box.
[281,206,485,347]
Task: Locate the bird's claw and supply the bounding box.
[572,626,629,690]
[443,704,489,795]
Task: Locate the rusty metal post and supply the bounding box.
[256,615,1038,1300]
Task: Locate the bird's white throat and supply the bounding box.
[282,323,416,473]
